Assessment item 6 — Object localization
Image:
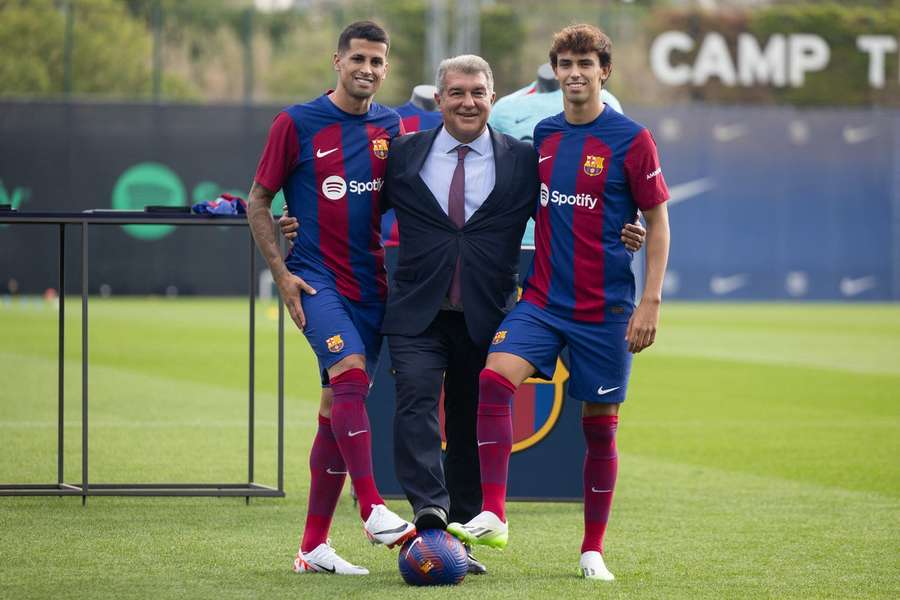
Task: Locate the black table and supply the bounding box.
[0,211,284,502]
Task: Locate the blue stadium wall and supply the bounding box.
[1,101,898,300]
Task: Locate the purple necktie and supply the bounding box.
[448,145,470,306]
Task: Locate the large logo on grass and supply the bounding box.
[439,358,567,454]
[111,162,186,240]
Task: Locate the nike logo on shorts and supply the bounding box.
[597,386,620,396]
[326,468,348,475]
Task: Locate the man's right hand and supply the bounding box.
[279,205,299,244]
[277,272,316,330]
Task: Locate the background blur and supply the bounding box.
[1,0,899,300]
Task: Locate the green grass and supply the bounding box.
[1,298,898,599]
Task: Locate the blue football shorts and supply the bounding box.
[300,286,384,387]
[488,300,632,404]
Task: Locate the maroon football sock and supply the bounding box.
[581,414,619,554]
[329,368,383,521]
[477,368,516,522]
[300,414,346,553]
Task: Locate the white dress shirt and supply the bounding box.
[419,126,495,223]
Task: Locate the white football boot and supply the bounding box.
[363,504,416,547]
[580,551,615,581]
[292,542,369,575]
[447,510,508,549]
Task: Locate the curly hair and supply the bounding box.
[548,24,612,71]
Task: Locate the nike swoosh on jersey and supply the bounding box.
[538,155,552,163]
[591,487,613,493]
[316,147,339,158]
[477,441,497,446]
[326,468,348,475]
[596,386,620,395]
[347,430,368,437]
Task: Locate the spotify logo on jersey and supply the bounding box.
[540,183,600,210]
[540,183,550,207]
[320,176,384,201]
[321,175,347,200]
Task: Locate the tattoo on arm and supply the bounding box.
[247,181,290,282]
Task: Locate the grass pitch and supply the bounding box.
[1,298,898,599]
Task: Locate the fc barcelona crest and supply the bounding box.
[583,155,604,176]
[326,334,344,353]
[371,138,389,159]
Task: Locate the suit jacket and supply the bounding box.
[381,125,538,348]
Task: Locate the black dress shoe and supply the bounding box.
[414,506,448,531]
[465,544,487,575]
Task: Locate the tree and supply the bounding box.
[0,0,193,99]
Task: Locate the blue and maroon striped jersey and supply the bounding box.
[522,109,669,323]
[393,101,442,134]
[254,94,402,302]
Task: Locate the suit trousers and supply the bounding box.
[388,310,486,523]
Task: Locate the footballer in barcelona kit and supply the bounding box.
[247,22,416,577]
[492,109,668,404]
[448,24,671,583]
[255,94,401,384]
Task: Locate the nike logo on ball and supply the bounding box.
[347,430,368,437]
[404,537,423,559]
[597,386,620,395]
[316,147,338,158]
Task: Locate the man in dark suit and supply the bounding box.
[380,57,536,558]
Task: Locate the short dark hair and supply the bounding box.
[337,21,390,54]
[549,24,612,70]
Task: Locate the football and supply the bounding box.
[397,529,468,586]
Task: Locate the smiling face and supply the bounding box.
[333,38,388,100]
[436,69,495,143]
[554,50,610,107]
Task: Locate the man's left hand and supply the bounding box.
[625,298,659,353]
[620,218,646,252]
